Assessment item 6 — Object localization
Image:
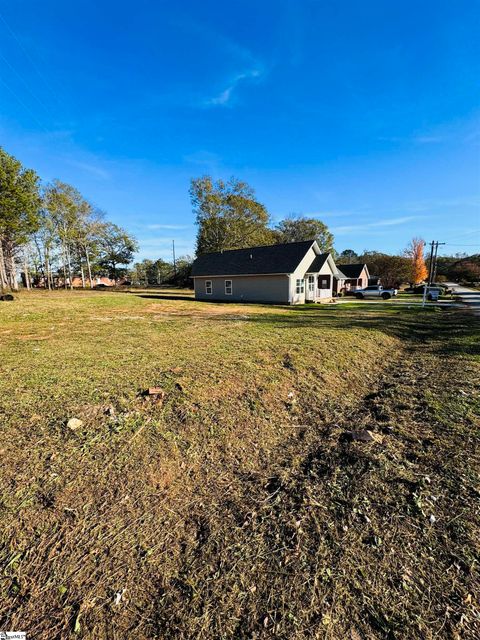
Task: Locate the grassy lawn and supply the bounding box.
[0,290,479,639]
[396,292,424,301]
[397,291,456,302]
[339,292,452,304]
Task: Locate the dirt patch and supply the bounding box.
[0,293,478,639]
[138,329,479,639]
[143,302,288,317]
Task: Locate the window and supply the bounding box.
[205,280,212,294]
[308,275,315,292]
[319,275,331,289]
[225,279,232,295]
[295,278,304,294]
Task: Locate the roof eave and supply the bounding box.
[192,272,290,278]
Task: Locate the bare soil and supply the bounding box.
[0,291,478,639]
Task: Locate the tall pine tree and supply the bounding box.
[0,147,41,291]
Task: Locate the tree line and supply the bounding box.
[191,176,334,254]
[0,147,138,291]
[335,246,480,286]
[188,176,478,287]
[129,176,336,287]
[187,177,433,288]
[2,147,477,291]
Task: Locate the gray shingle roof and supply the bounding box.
[191,240,315,277]
[306,253,330,273]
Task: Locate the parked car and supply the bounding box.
[355,285,398,300]
[409,283,451,295]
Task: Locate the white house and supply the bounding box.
[191,240,341,305]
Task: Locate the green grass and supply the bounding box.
[397,292,424,301]
[0,290,391,421]
[0,289,478,639]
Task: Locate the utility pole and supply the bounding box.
[422,240,445,307]
[432,241,446,284]
[172,239,177,276]
[427,241,435,286]
[422,241,435,307]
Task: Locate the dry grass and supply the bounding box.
[0,289,479,639]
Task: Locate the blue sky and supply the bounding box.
[1,0,479,260]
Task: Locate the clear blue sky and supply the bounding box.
[1,0,479,260]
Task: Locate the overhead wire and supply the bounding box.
[0,9,64,109]
[0,50,55,119]
[0,75,49,132]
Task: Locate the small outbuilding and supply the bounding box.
[191,240,340,305]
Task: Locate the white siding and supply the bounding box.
[289,245,317,303]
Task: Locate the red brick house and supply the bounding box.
[71,276,115,288]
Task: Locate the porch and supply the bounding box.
[305,274,332,302]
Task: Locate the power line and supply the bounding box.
[443,228,480,241]
[0,9,65,109]
[0,75,49,132]
[0,51,55,119]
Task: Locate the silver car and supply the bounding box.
[355,285,398,300]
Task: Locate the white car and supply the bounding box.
[355,285,398,300]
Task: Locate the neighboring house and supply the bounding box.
[191,240,339,304]
[335,263,370,292]
[94,276,115,287]
[71,276,115,288]
[333,267,347,295]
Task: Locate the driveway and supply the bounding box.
[445,282,480,314]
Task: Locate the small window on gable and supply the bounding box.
[205,280,212,294]
[225,279,233,295]
[295,278,304,294]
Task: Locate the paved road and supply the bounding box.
[445,282,480,314]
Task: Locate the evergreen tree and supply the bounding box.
[0,147,41,291]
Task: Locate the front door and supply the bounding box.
[306,275,315,301]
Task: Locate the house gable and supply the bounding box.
[306,253,338,276]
